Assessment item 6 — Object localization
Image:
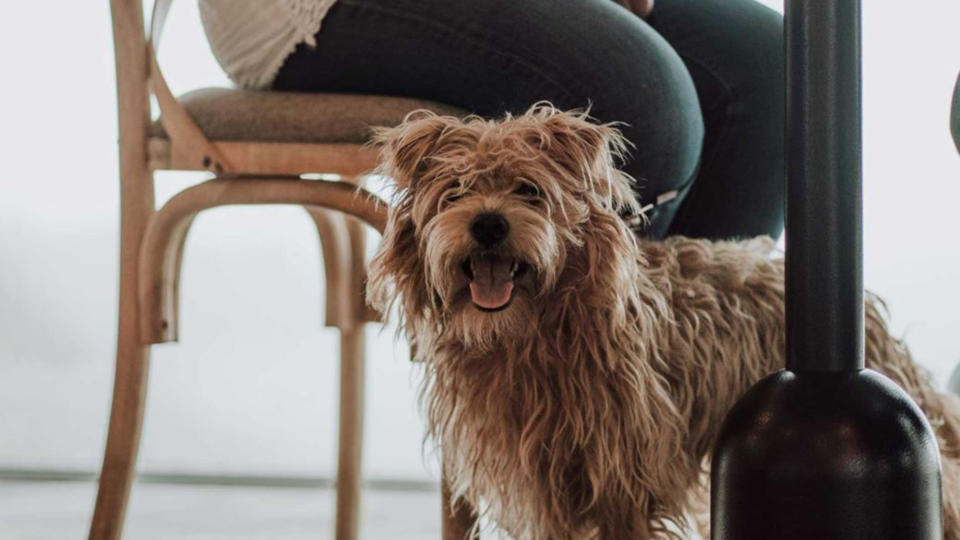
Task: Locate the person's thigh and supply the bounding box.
[274,0,704,237]
[650,0,785,240]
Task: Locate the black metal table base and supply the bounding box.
[710,0,943,537]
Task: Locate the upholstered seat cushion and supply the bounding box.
[149,88,466,144]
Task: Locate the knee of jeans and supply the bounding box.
[580,47,703,190]
[543,13,706,191]
[606,66,704,193]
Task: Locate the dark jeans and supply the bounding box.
[275,0,785,240]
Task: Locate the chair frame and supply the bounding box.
[93,1,476,538]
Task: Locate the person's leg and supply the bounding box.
[273,0,704,238]
[650,0,785,240]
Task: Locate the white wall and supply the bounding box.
[0,1,431,481]
[0,0,958,481]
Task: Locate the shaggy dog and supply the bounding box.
[367,104,960,539]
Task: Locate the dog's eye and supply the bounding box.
[443,183,466,205]
[514,182,541,200]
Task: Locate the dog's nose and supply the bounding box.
[470,213,510,247]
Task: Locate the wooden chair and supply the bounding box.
[93,1,474,538]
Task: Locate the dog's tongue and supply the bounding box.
[469,255,514,310]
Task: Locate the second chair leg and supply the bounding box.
[304,201,368,539]
[89,330,151,540]
[336,326,365,540]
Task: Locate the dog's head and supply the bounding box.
[368,103,642,348]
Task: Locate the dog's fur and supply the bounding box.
[367,104,960,539]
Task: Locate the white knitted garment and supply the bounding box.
[199,0,337,89]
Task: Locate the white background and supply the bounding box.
[0,0,958,484]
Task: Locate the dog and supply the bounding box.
[366,104,960,539]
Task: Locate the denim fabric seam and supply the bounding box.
[675,52,738,113]
[333,0,586,103]
[667,52,743,233]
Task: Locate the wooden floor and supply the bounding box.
[0,480,440,540]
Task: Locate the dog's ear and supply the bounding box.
[532,105,641,216]
[373,111,452,190]
[367,195,434,333]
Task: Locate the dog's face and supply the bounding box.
[416,161,559,315]
[369,105,641,347]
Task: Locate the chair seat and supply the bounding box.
[149,88,466,144]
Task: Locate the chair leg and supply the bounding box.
[303,205,365,538]
[336,326,365,540]
[90,166,154,539]
[337,210,367,540]
[89,336,150,540]
[307,190,370,540]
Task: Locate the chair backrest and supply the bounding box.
[109,0,152,183]
[110,0,231,174]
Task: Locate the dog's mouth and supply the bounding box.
[460,254,529,312]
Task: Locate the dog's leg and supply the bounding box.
[594,497,678,540]
[689,477,711,539]
[441,471,478,540]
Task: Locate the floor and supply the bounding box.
[0,480,440,540]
